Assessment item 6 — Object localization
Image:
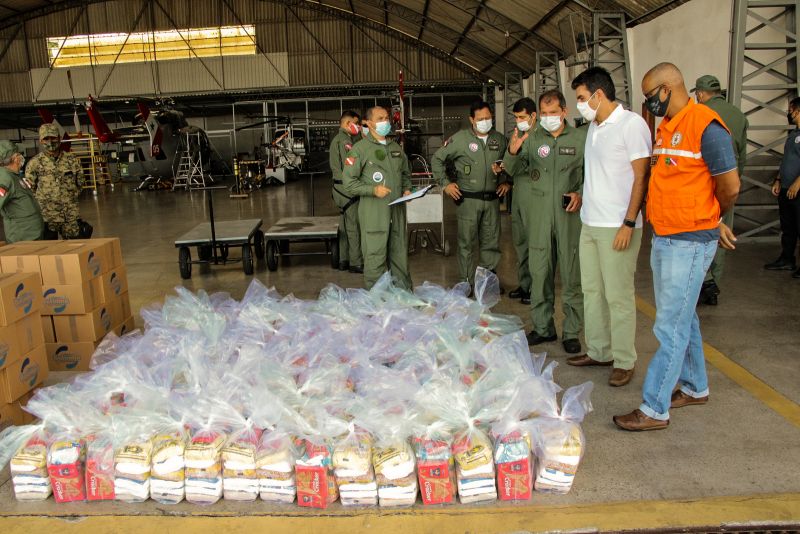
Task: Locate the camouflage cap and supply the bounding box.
[39,123,60,140]
[0,140,19,161]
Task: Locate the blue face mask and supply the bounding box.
[375,121,392,137]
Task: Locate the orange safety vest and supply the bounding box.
[647,99,727,236]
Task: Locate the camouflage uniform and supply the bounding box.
[25,124,83,238]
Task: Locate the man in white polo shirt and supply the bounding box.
[568,67,652,387]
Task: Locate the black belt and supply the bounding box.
[459,190,498,201]
[333,179,343,185]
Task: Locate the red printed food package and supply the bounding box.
[47,439,87,503]
[295,465,338,508]
[417,460,456,505]
[85,435,115,501]
[496,456,532,501]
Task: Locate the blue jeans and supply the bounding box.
[640,236,717,420]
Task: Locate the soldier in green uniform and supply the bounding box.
[0,140,44,243]
[330,110,363,273]
[503,90,586,354]
[342,106,412,290]
[25,123,83,239]
[692,75,749,305]
[432,100,509,288]
[507,97,538,305]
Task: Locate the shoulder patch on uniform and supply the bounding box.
[345,143,352,151]
[443,137,451,147]
[0,187,6,197]
[345,154,357,166]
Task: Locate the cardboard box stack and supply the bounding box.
[0,238,133,372]
[0,271,48,423]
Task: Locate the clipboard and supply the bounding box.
[388,184,435,206]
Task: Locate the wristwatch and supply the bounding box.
[623,219,636,228]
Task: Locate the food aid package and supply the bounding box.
[295,438,338,509]
[333,423,377,507]
[150,427,187,505]
[0,426,53,501]
[47,435,87,503]
[114,432,154,503]
[256,431,297,504]
[489,362,562,502]
[413,425,456,506]
[222,425,262,502]
[86,433,115,501]
[184,428,226,505]
[530,383,593,494]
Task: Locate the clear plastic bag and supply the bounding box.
[332,422,377,507]
[529,382,594,494]
[3,425,52,501]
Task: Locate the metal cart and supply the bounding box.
[173,188,264,279]
[407,154,450,256]
[264,216,339,271]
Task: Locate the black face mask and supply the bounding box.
[645,87,671,117]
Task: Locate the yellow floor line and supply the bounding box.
[636,296,800,428]
[0,492,798,533]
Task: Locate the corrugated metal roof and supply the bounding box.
[0,0,689,103]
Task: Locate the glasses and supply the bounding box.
[644,84,664,99]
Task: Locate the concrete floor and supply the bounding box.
[1,178,799,532]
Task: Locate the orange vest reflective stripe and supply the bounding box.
[647,100,727,235]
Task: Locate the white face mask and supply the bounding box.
[475,119,493,134]
[576,91,599,122]
[539,116,562,133]
[516,119,532,132]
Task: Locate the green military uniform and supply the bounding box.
[330,128,362,268]
[431,128,507,285]
[0,142,44,243]
[26,134,83,239]
[701,94,749,284]
[504,122,586,339]
[342,134,412,290]
[510,138,534,294]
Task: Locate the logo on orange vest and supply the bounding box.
[469,142,479,152]
[671,132,683,147]
[538,145,550,158]
[656,138,663,147]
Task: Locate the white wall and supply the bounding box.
[627,0,733,114]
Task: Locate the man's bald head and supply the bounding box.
[643,62,685,90]
[641,62,690,119]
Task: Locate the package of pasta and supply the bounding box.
[85,433,115,501]
[256,430,297,504]
[114,432,154,503]
[222,424,262,502]
[529,382,593,495]
[1,425,52,501]
[150,426,188,505]
[184,427,226,505]
[333,423,377,507]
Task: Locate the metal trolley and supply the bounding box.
[407,154,450,257]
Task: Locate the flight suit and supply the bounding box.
[0,167,44,243]
[342,134,412,290]
[701,95,749,285]
[26,150,83,238]
[504,123,586,339]
[510,159,533,294]
[329,128,362,268]
[432,128,507,285]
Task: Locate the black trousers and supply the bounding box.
[779,188,800,262]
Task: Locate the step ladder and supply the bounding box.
[172,130,212,190]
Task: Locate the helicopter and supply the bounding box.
[84,95,220,190]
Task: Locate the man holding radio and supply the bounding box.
[503,90,586,354]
